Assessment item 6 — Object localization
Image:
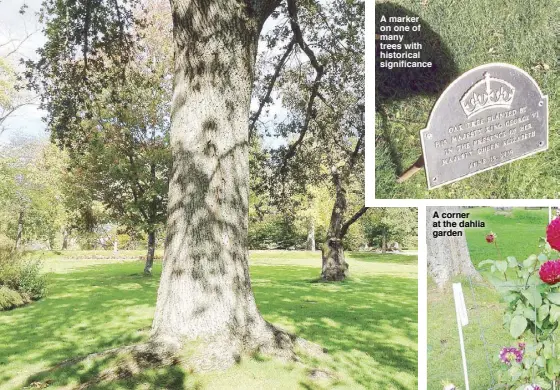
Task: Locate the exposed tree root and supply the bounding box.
[31,322,327,389]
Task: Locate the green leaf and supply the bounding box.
[524,254,538,268]
[538,304,550,322]
[507,256,518,268]
[523,307,536,322]
[549,305,560,322]
[478,259,495,268]
[539,253,548,262]
[546,358,560,376]
[510,315,527,338]
[536,355,546,367]
[495,260,508,273]
[548,293,560,305]
[522,287,542,308]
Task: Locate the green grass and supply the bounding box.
[0,251,418,389]
[375,0,560,199]
[464,207,550,267]
[428,207,551,389]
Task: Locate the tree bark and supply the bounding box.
[144,231,155,275]
[306,219,315,251]
[427,206,481,289]
[381,229,387,253]
[14,210,24,250]
[322,170,349,281]
[150,0,291,367]
[62,228,69,250]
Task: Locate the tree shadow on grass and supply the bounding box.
[252,265,418,389]
[375,2,458,180]
[0,262,161,388]
[2,260,416,389]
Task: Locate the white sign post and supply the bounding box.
[453,283,470,390]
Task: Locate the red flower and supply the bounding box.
[547,218,560,251]
[486,233,496,243]
[539,260,560,285]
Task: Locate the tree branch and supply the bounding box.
[280,0,325,174]
[249,37,295,139]
[340,206,368,238]
[348,130,364,170]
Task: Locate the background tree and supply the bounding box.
[0,140,67,249]
[427,206,481,289]
[0,17,37,135]
[253,0,366,281]
[364,207,417,252]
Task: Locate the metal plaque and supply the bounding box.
[420,63,548,190]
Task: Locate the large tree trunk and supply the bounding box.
[381,228,387,253]
[14,210,24,250]
[306,219,315,251]
[144,231,156,275]
[427,206,481,289]
[150,0,292,369]
[322,171,349,281]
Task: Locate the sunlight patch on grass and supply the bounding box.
[1,252,417,389]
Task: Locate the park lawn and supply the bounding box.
[375,0,560,199]
[0,251,418,390]
[428,208,552,389]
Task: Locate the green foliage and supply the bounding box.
[248,214,306,250]
[363,208,418,250]
[0,142,68,248]
[0,286,26,311]
[479,235,560,387]
[0,250,46,310]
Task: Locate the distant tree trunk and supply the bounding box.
[62,228,69,250]
[150,0,292,368]
[306,220,315,251]
[322,171,349,281]
[321,170,368,281]
[381,228,387,253]
[427,206,481,289]
[144,231,155,275]
[14,210,24,250]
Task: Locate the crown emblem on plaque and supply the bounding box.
[460,72,515,118]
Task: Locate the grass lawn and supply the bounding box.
[375,0,560,199]
[428,207,552,389]
[0,251,418,390]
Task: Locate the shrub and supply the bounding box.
[0,249,46,310]
[0,286,28,310]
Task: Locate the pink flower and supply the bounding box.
[547,218,560,251]
[539,260,560,285]
[486,233,496,243]
[499,346,523,365]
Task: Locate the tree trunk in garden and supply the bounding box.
[62,228,69,250]
[306,219,315,251]
[427,206,481,289]
[381,229,387,253]
[150,0,294,368]
[14,210,24,250]
[145,231,156,275]
[322,171,349,281]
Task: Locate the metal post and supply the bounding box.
[453,283,470,390]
